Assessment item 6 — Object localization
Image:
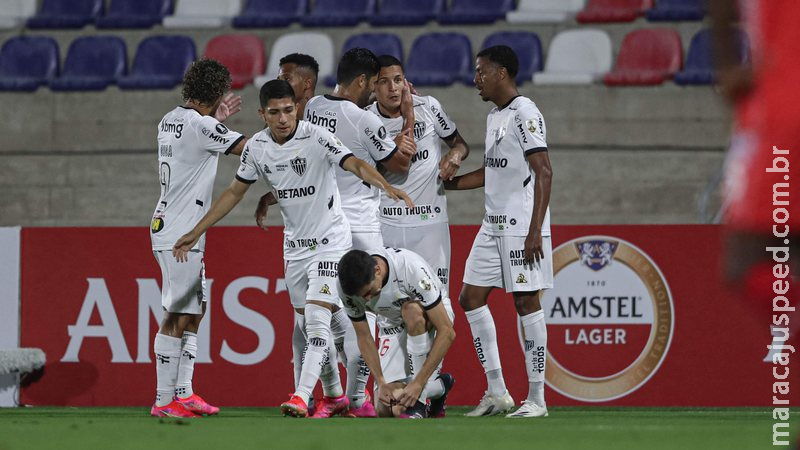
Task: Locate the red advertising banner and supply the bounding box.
[19,225,798,407]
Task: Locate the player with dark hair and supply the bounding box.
[445,45,553,418]
[337,248,456,419]
[172,79,412,419]
[149,58,245,418]
[276,53,319,120]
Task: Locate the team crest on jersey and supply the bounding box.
[151,217,164,233]
[319,284,331,295]
[526,119,537,134]
[413,121,426,140]
[290,157,307,176]
[494,127,506,145]
[515,273,527,284]
[215,123,229,134]
[575,240,618,271]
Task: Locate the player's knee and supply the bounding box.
[513,293,541,316]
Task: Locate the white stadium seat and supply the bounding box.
[253,32,335,90]
[507,0,585,23]
[533,29,612,85]
[0,0,37,29]
[162,0,241,28]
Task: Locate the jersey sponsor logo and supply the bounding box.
[542,236,674,402]
[382,205,434,217]
[263,164,272,174]
[509,250,529,268]
[487,214,507,224]
[484,156,508,168]
[430,105,451,132]
[319,284,331,295]
[515,272,527,283]
[318,137,342,155]
[308,110,337,133]
[285,237,319,249]
[317,261,338,278]
[215,123,229,134]
[381,324,404,335]
[437,267,448,284]
[207,132,230,145]
[150,217,164,233]
[473,337,487,365]
[290,157,307,176]
[410,149,429,164]
[413,121,426,140]
[364,128,387,152]
[517,123,529,145]
[276,185,316,199]
[159,120,183,139]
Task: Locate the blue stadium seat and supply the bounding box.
[324,33,403,86]
[233,0,306,28]
[405,33,472,86]
[369,0,443,26]
[118,36,196,90]
[96,0,173,29]
[300,0,374,27]
[27,0,103,29]
[0,36,59,91]
[674,28,749,86]
[438,0,515,24]
[646,0,704,21]
[50,36,127,91]
[467,31,543,85]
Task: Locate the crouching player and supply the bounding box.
[338,248,456,418]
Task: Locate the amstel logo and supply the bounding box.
[541,236,674,402]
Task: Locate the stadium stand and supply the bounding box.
[533,29,612,85]
[299,0,374,27]
[324,32,404,86]
[674,28,749,86]
[117,35,195,90]
[604,28,683,86]
[49,36,127,91]
[506,0,585,24]
[203,34,265,90]
[369,0,443,26]
[645,0,705,22]
[232,0,306,28]
[0,0,37,29]
[474,31,543,85]
[95,0,173,29]
[162,0,241,28]
[438,0,515,24]
[405,32,472,86]
[0,36,58,91]
[26,0,103,29]
[576,0,652,23]
[253,32,335,88]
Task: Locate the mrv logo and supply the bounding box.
[541,236,673,402]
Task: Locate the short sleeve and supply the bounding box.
[338,283,367,321]
[316,128,355,169]
[402,254,442,310]
[235,143,258,184]
[427,96,457,140]
[514,107,547,156]
[360,112,397,163]
[196,115,245,155]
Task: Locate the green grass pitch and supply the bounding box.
[0,407,796,450]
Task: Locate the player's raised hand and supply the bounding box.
[214,92,243,122]
[394,128,416,158]
[255,192,277,231]
[172,231,200,262]
[397,381,423,408]
[439,148,463,181]
[524,230,544,265]
[400,81,416,133]
[386,186,414,210]
[405,79,418,96]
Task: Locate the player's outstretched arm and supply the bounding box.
[397,302,456,408]
[352,319,395,406]
[524,151,552,264]
[439,130,470,181]
[342,156,415,209]
[443,167,485,190]
[173,178,251,262]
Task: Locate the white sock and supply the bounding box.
[465,305,506,396]
[520,310,547,406]
[154,333,181,407]
[175,331,197,399]
[407,333,433,402]
[343,317,370,408]
[320,336,343,398]
[295,304,332,404]
[292,312,306,390]
[330,308,349,365]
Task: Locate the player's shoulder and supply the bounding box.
[511,96,543,118]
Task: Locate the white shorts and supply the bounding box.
[284,251,345,309]
[351,231,384,252]
[381,222,451,295]
[153,250,206,315]
[463,230,553,293]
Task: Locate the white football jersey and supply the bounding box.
[340,247,443,323]
[482,96,550,237]
[150,106,245,251]
[304,95,397,232]
[235,121,353,260]
[367,95,456,227]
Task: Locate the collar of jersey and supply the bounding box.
[497,95,522,111]
[324,94,348,102]
[267,125,298,145]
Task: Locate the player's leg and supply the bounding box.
[427,302,456,418]
[173,303,219,416]
[401,302,436,418]
[375,321,410,417]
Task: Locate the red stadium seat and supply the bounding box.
[576,0,652,23]
[203,34,265,90]
[603,28,683,86]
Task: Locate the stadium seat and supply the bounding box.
[438,0,515,24]
[0,0,37,29]
[49,36,127,91]
[118,36,196,90]
[533,29,612,85]
[324,33,403,87]
[232,0,306,28]
[300,0,374,27]
[26,0,103,29]
[507,0,585,23]
[603,28,683,86]
[405,33,472,86]
[162,0,241,28]
[468,32,543,85]
[253,32,335,89]
[0,36,59,91]
[369,0,443,26]
[204,34,265,90]
[576,0,652,23]
[674,28,749,86]
[646,0,704,21]
[95,0,173,29]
